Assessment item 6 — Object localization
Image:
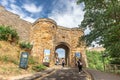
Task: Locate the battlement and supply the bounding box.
[33,18,57,26]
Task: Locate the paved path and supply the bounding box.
[9,66,89,80]
[36,67,87,80]
[8,66,120,80]
[87,69,120,80]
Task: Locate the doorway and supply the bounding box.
[55,42,70,66]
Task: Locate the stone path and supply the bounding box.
[36,67,87,80]
[8,65,89,80]
[6,66,120,80]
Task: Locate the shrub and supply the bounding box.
[32,64,46,72]
[110,58,120,64]
[86,50,104,71]
[0,25,19,42]
[19,41,33,50]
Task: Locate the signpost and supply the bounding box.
[19,52,29,69]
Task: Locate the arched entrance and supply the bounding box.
[55,42,70,66]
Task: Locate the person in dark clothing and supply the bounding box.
[77,59,83,74]
[62,58,65,67]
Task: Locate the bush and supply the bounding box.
[0,25,19,42]
[32,64,46,72]
[110,58,120,64]
[19,41,33,50]
[86,50,104,71]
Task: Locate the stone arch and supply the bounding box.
[55,42,70,66]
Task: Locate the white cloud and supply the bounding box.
[0,0,85,25]
[48,0,85,28]
[0,0,16,6]
[1,0,8,6]
[6,3,36,23]
[22,3,43,13]
[22,16,36,23]
[8,4,25,18]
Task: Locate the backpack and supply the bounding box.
[77,61,82,66]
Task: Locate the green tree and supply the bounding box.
[77,0,120,64]
[86,51,104,71]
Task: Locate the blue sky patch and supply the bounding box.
[0,0,85,28]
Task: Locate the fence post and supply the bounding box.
[114,65,117,73]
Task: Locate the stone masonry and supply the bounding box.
[30,18,87,67]
[0,6,87,67]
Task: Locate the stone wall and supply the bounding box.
[30,19,57,64]
[0,6,32,41]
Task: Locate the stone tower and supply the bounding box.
[30,18,57,65]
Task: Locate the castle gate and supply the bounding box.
[30,18,87,67]
[55,42,70,66]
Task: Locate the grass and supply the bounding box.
[32,64,46,72]
[0,41,35,76]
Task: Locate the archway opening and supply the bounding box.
[55,43,70,66]
[56,48,65,58]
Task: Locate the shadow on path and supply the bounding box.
[36,67,87,80]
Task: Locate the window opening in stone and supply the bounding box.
[62,36,65,38]
[52,26,55,28]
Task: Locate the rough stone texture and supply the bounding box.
[0,6,87,67]
[0,6,32,41]
[30,18,87,67]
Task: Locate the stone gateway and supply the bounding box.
[0,6,87,67]
[30,18,87,67]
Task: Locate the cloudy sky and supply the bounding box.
[0,0,85,28]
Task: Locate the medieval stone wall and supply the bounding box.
[0,6,32,41]
[30,19,57,64]
[30,18,87,67]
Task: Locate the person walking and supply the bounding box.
[56,58,59,65]
[62,58,65,67]
[77,59,83,74]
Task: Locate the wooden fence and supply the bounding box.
[105,64,120,74]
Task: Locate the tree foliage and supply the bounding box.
[77,0,120,64]
[86,50,109,71]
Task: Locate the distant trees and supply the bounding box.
[77,0,120,64]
